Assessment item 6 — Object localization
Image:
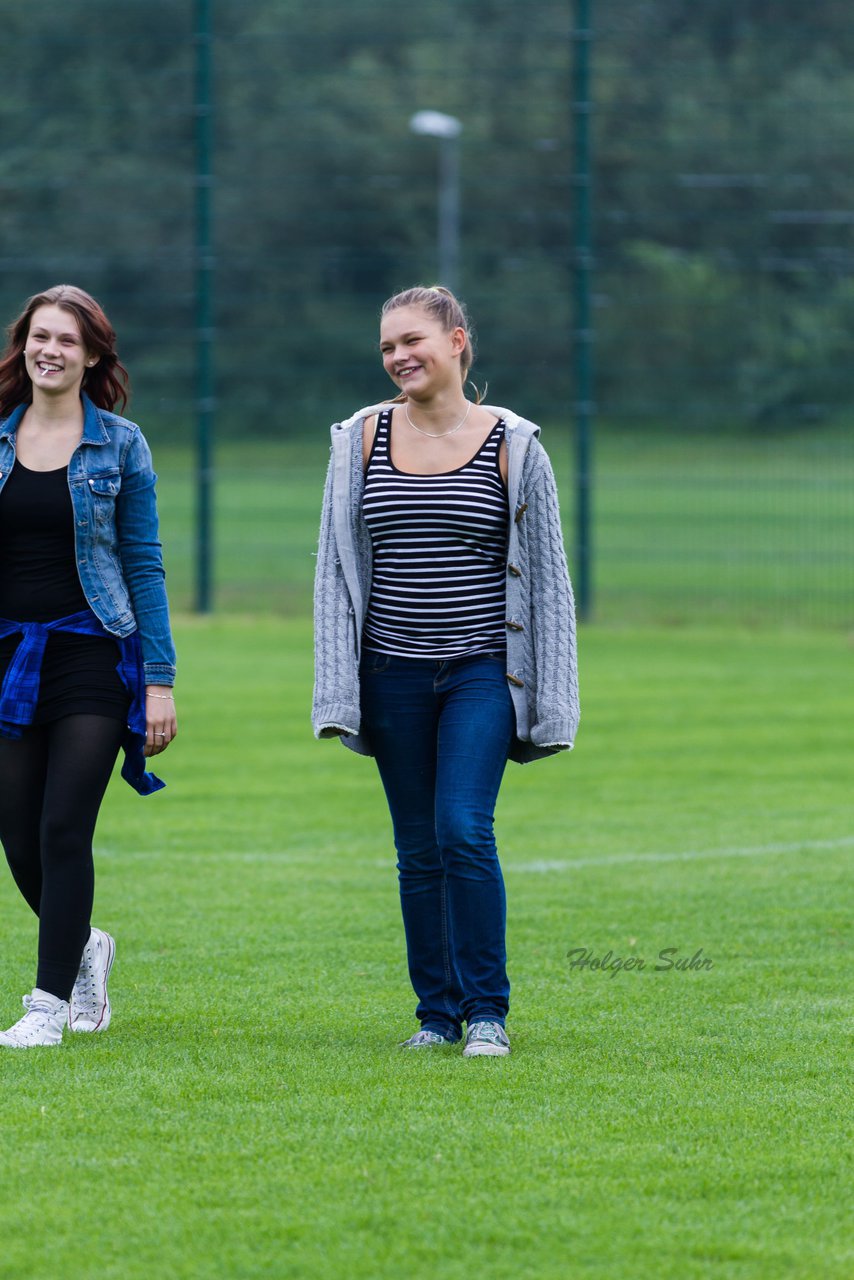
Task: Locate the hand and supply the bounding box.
[145,685,178,756]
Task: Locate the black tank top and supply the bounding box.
[0,460,89,620]
[0,459,129,724]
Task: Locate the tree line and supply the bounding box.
[2,0,852,435]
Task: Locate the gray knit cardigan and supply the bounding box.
[312,403,579,764]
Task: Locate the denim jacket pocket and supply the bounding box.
[87,471,121,522]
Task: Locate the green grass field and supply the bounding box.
[1,618,851,1279]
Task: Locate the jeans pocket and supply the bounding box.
[361,652,392,675]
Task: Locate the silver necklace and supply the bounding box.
[405,400,472,438]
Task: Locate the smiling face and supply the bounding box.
[379,304,466,399]
[23,304,98,398]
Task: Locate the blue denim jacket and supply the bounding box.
[0,393,176,685]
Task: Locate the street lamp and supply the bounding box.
[410,110,463,292]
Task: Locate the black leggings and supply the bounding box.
[0,715,124,1001]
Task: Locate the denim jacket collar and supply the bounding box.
[0,393,108,445]
[0,402,26,442]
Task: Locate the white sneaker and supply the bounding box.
[0,989,69,1048]
[68,928,115,1033]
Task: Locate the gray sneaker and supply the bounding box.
[399,1029,456,1048]
[463,1021,510,1057]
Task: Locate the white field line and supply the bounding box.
[102,835,854,868]
[505,835,854,873]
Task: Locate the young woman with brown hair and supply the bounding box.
[0,284,176,1048]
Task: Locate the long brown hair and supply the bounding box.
[0,285,130,418]
[380,285,485,403]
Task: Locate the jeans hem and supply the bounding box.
[464,1013,507,1027]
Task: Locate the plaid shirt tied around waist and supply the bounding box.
[0,608,165,796]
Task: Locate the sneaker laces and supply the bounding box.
[400,1029,451,1047]
[467,1021,508,1046]
[72,972,99,1004]
[22,993,62,1014]
[71,942,99,1010]
[4,998,64,1044]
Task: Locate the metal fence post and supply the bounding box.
[573,0,593,619]
[194,0,215,613]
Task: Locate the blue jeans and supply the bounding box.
[360,651,515,1039]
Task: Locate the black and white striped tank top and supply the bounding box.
[362,408,509,659]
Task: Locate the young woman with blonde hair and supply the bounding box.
[314,286,578,1056]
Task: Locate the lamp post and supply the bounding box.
[410,110,463,291]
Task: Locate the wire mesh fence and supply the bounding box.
[152,427,851,628]
[1,2,852,627]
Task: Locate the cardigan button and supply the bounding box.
[507,562,522,577]
[506,673,525,688]
[505,620,524,632]
[514,503,528,524]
